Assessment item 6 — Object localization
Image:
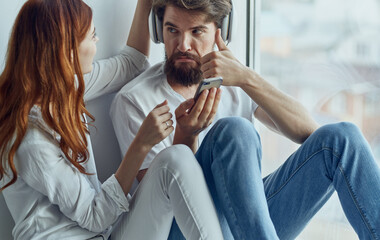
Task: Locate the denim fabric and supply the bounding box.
[168,117,380,240]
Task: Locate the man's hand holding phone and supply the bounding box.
[173,82,222,152]
[193,77,223,102]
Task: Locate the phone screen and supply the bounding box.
[193,76,223,102]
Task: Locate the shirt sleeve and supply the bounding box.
[83,46,149,102]
[15,137,129,233]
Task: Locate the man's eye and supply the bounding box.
[168,27,177,33]
[193,29,203,35]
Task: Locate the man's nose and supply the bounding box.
[177,33,192,53]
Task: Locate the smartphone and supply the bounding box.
[193,76,223,102]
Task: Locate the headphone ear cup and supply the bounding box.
[220,15,228,42]
[149,9,164,43]
[220,0,234,44]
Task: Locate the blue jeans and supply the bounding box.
[168,117,380,240]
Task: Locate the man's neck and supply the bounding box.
[167,75,199,100]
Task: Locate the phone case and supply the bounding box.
[194,77,223,101]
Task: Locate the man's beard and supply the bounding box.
[164,52,203,87]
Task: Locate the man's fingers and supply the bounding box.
[206,88,222,123]
[201,61,218,79]
[198,88,217,123]
[201,51,216,66]
[200,29,229,65]
[175,99,195,118]
[215,28,228,51]
[189,89,209,118]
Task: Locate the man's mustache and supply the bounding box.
[172,52,201,63]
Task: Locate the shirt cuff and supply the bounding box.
[102,174,130,212]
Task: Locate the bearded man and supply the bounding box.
[110,0,380,239]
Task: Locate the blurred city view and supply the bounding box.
[258,0,380,239]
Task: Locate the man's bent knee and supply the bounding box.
[314,122,363,144]
[212,117,261,147]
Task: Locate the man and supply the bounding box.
[110,0,380,239]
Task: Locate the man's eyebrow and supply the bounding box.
[164,21,209,30]
[164,22,178,28]
[190,25,208,30]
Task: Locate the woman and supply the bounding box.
[0,0,223,239]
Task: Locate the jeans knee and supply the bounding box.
[212,117,261,148]
[214,117,260,142]
[312,122,373,169]
[315,122,363,145]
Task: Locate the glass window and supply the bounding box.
[258,0,380,239]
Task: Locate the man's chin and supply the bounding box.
[174,61,197,69]
[165,59,203,86]
[175,58,196,63]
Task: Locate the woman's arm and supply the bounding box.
[115,100,174,194]
[84,0,152,101]
[17,138,127,232]
[127,0,152,57]
[17,101,173,231]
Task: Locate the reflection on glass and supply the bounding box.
[259,0,380,239]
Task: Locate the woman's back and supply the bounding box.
[2,106,102,239]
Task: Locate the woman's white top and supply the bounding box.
[1,46,149,240]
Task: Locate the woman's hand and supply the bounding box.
[134,100,174,153]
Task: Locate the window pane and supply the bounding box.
[259,0,380,239]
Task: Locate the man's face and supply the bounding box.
[163,5,217,86]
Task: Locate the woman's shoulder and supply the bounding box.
[15,127,63,177]
[17,106,61,160]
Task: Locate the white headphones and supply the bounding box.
[149,0,234,44]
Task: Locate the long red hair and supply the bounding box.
[0,0,95,191]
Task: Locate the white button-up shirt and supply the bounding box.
[1,46,149,240]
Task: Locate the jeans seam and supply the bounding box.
[338,164,377,240]
[213,146,245,240]
[266,147,340,201]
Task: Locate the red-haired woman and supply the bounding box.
[0,0,223,239]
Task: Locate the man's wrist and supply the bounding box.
[173,127,198,146]
[240,67,261,91]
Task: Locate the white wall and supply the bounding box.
[84,0,164,183]
[0,0,248,239]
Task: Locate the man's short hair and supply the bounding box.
[152,0,232,28]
